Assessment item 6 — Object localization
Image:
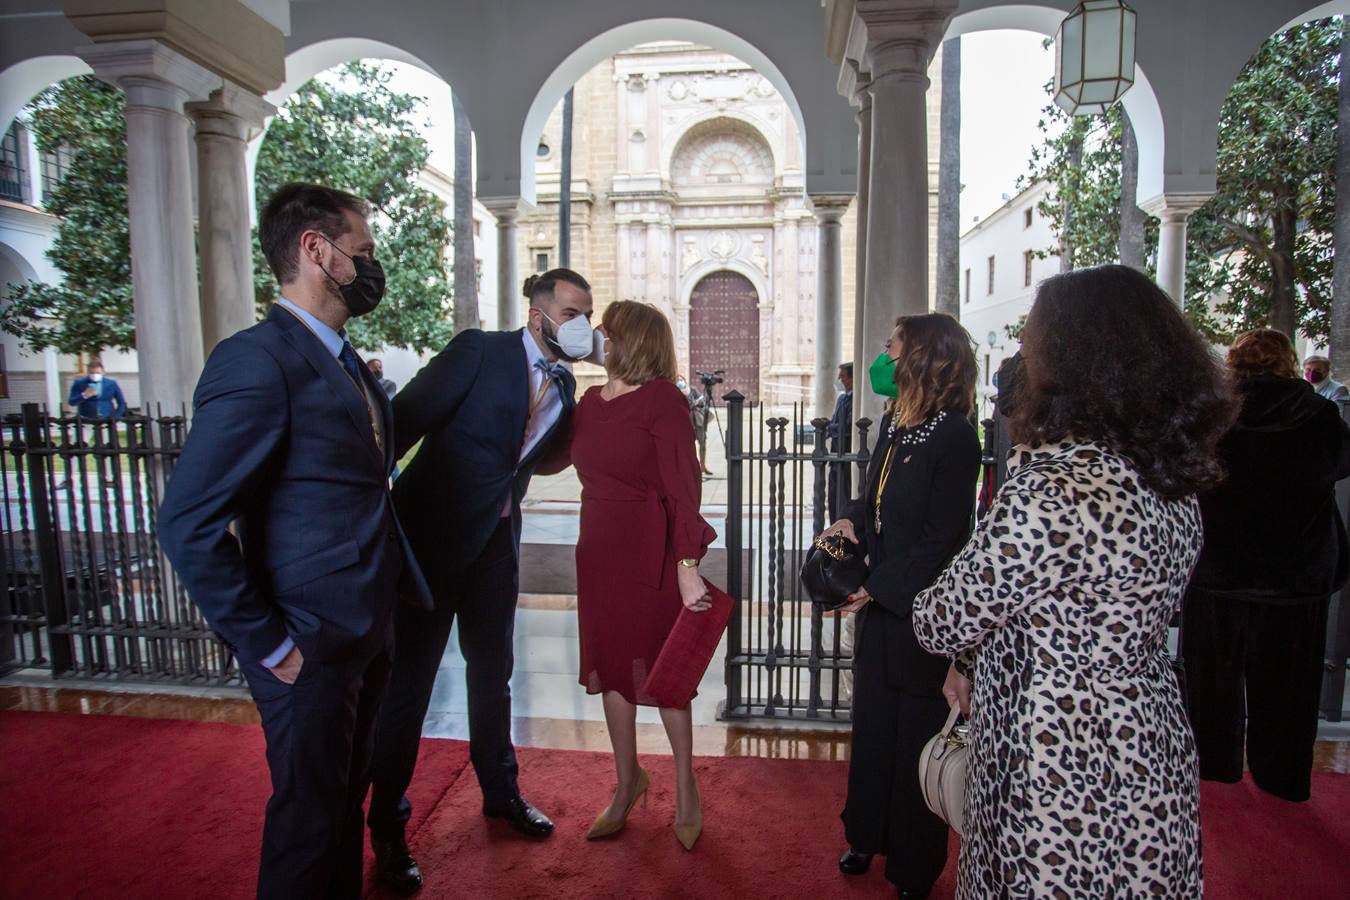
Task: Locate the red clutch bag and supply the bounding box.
[641,577,734,709]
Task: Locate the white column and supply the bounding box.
[42,347,61,414]
[188,83,274,353]
[1141,194,1210,305]
[851,77,872,414]
[855,8,950,425]
[482,198,523,331]
[811,195,852,419]
[80,40,221,414]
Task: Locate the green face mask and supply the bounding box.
[868,351,899,398]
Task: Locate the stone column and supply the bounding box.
[1141,194,1210,305]
[811,195,852,419]
[855,5,952,425]
[482,198,524,330]
[80,40,221,413]
[851,75,872,417]
[188,83,274,353]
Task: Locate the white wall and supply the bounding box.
[958,180,1059,412]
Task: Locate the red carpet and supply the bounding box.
[1,711,1347,899]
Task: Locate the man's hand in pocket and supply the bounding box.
[268,646,304,684]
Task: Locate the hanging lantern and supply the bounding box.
[1054,0,1137,116]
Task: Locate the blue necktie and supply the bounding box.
[339,341,364,389]
[534,358,567,382]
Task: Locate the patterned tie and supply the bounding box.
[339,340,364,389]
[534,358,567,382]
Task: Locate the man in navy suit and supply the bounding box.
[67,360,128,418]
[157,183,430,900]
[367,269,594,893]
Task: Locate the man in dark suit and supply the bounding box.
[825,362,853,521]
[67,360,128,418]
[157,182,430,900]
[367,268,594,893]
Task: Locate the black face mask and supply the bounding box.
[319,235,385,317]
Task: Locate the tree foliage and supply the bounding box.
[254,61,453,352]
[1024,20,1340,343]
[2,61,454,357]
[0,77,132,355]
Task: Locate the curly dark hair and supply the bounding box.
[1010,265,1238,499]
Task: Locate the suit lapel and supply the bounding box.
[506,330,529,454]
[519,368,576,470]
[272,306,384,471]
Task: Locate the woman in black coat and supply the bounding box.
[1186,327,1350,801]
[819,314,981,899]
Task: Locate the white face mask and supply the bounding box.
[537,309,594,360]
[583,329,606,367]
[676,380,688,391]
[89,373,104,383]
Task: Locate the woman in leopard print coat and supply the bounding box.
[913,266,1238,899]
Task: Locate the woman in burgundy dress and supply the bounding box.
[570,300,717,850]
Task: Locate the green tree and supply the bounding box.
[1024,20,1340,343]
[0,76,132,355]
[254,61,453,352]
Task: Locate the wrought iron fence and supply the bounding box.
[1,403,241,685]
[717,391,1004,723]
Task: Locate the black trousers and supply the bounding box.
[368,519,520,840]
[240,632,393,900]
[1182,589,1329,802]
[842,612,950,892]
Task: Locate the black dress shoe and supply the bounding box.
[372,836,423,895]
[483,795,555,837]
[839,848,873,875]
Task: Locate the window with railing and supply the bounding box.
[41,142,75,204]
[0,123,29,204]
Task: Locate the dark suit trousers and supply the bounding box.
[1182,589,1328,801]
[841,606,950,892]
[240,632,392,900]
[368,519,520,840]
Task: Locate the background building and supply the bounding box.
[516,41,944,402]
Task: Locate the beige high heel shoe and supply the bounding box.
[586,767,650,840]
[673,790,703,851]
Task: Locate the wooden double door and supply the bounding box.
[689,270,760,404]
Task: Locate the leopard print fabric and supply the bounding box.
[913,441,1203,899]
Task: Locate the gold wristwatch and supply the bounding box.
[677,558,700,569]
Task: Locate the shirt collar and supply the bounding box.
[521,327,547,370]
[278,297,347,359]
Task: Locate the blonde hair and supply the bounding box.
[602,301,678,385]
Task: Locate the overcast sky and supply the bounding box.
[369,30,1056,231]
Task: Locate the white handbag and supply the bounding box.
[919,702,969,835]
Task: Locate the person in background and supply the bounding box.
[1187,329,1350,801]
[568,301,717,851]
[825,362,854,522]
[67,360,127,418]
[819,315,981,899]
[368,357,397,398]
[913,265,1235,898]
[367,269,594,893]
[677,374,712,476]
[1302,355,1349,402]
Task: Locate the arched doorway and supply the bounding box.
[690,270,760,403]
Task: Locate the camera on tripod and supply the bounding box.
[696,369,725,387]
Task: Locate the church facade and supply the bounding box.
[517,42,943,403]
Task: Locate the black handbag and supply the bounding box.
[800,533,868,611]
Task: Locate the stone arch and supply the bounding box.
[0,240,41,291]
[0,56,93,136]
[678,256,770,311]
[669,116,776,189]
[942,6,1167,206]
[666,112,779,185]
[246,38,475,208]
[519,18,809,204]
